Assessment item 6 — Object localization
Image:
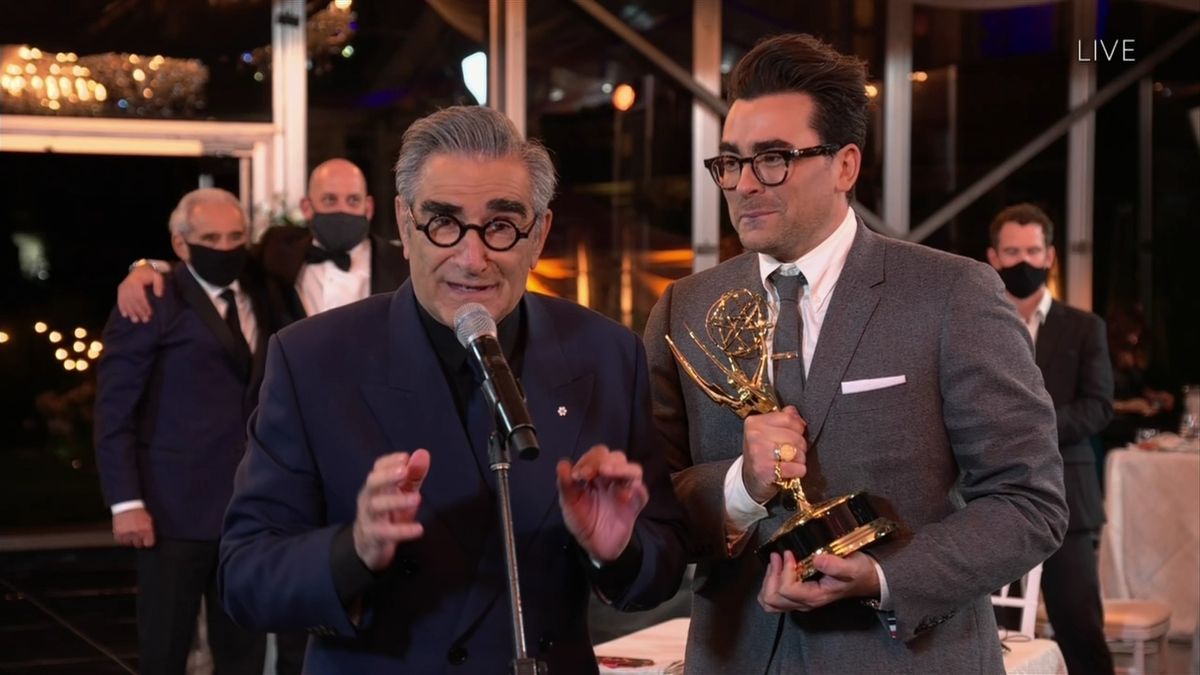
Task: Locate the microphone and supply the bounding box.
[454,303,540,460]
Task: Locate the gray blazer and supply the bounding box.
[645,222,1068,674]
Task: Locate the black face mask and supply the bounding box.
[188,243,247,288]
[997,261,1048,299]
[309,212,369,254]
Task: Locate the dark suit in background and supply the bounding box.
[1036,300,1115,674]
[95,264,270,674]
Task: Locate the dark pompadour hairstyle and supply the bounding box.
[988,203,1055,248]
[727,33,869,151]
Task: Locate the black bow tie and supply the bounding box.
[304,245,351,272]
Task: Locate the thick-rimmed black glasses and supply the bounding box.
[703,144,842,190]
[409,209,535,252]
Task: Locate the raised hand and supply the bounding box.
[557,444,649,563]
[118,264,166,323]
[352,450,430,571]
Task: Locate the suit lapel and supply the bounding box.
[174,265,248,376]
[448,294,594,643]
[359,285,491,560]
[802,223,885,443]
[368,234,408,294]
[510,294,593,531]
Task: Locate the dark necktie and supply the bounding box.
[305,244,351,272]
[219,289,251,371]
[770,267,807,406]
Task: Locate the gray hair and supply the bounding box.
[168,187,246,237]
[393,106,557,222]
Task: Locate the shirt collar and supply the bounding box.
[187,263,241,300]
[1034,287,1053,325]
[757,206,857,310]
[415,299,525,377]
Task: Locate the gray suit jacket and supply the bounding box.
[644,223,1068,674]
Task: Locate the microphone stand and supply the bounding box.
[488,428,547,675]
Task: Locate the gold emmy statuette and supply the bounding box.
[666,289,897,579]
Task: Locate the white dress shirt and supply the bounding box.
[295,238,372,316]
[1026,287,1053,344]
[111,265,258,516]
[718,207,893,606]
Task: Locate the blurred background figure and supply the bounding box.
[1104,301,1178,449]
[93,188,269,675]
[987,202,1113,675]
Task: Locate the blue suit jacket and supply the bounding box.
[94,264,270,540]
[220,283,686,674]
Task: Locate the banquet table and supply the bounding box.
[594,617,1066,675]
[1099,443,1200,640]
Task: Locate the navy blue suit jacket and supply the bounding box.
[94,265,270,540]
[219,284,686,674]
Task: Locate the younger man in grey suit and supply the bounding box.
[988,203,1114,674]
[645,34,1068,673]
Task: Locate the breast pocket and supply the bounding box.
[833,381,909,414]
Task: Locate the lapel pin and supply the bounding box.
[557,406,568,417]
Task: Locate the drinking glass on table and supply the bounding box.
[1135,428,1160,449]
[1179,385,1200,440]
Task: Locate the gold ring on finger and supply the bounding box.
[778,443,797,462]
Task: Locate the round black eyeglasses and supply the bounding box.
[410,209,535,252]
[703,144,842,190]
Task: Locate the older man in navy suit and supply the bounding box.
[219,106,688,674]
[95,188,269,674]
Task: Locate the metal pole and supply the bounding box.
[691,0,722,272]
[883,0,913,236]
[1137,76,1154,322]
[1066,0,1097,310]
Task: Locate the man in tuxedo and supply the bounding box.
[218,105,688,673]
[94,188,268,674]
[644,34,1068,673]
[116,158,409,326]
[987,202,1114,674]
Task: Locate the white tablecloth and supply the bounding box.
[594,617,1064,674]
[1100,446,1200,639]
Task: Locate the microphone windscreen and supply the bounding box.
[454,302,497,347]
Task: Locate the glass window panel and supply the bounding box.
[305,1,485,240]
[527,0,695,330]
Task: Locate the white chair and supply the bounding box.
[993,564,1068,674]
[1102,599,1171,675]
[1034,587,1172,674]
[993,562,1045,638]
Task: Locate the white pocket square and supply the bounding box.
[840,375,907,394]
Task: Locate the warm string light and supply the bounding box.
[1,45,207,117]
[29,321,102,372]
